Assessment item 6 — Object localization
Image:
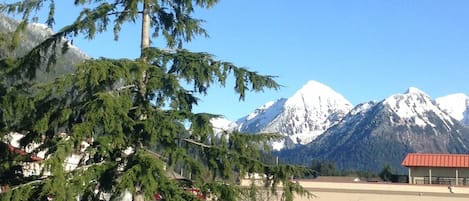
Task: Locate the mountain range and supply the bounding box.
[235,81,353,150]
[214,81,469,173]
[280,87,469,173]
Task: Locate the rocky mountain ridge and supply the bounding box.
[279,87,469,172]
[212,82,469,172]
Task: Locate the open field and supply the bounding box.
[296,180,469,201]
[296,191,469,201]
[241,179,469,201]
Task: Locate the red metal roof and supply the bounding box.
[5,144,43,162]
[401,153,469,168]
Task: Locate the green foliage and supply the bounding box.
[379,165,393,182]
[310,160,339,176]
[143,48,280,100]
[0,0,219,69]
[0,32,14,58]
[0,1,310,201]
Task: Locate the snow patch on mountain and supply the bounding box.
[0,15,88,59]
[210,117,237,134]
[245,101,278,120]
[384,87,454,127]
[236,98,286,133]
[339,101,379,126]
[436,93,469,126]
[30,23,54,37]
[271,141,286,151]
[349,101,377,116]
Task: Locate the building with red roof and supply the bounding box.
[402,153,469,185]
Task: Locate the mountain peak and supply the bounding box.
[295,80,338,96]
[287,80,352,108]
[237,80,353,149]
[384,87,454,127]
[405,87,426,95]
[301,80,330,90]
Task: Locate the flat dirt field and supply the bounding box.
[244,180,469,201]
[294,181,469,201]
[293,191,469,201]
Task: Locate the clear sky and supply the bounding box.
[38,1,469,120]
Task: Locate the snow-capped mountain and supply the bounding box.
[210,117,238,134]
[383,87,455,128]
[236,80,353,150]
[436,93,469,126]
[0,15,88,82]
[280,87,469,173]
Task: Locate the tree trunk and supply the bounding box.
[134,194,145,201]
[139,0,151,102]
[141,0,151,59]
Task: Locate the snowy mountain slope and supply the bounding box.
[236,80,353,149]
[383,87,455,128]
[436,93,469,126]
[0,15,88,83]
[281,87,469,173]
[210,117,238,134]
[235,99,286,134]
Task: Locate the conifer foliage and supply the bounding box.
[0,1,311,201]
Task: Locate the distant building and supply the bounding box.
[1,132,92,178]
[402,153,469,185]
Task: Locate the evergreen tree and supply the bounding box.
[379,165,393,182]
[0,1,312,201]
[310,160,339,176]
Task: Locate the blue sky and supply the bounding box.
[40,1,469,120]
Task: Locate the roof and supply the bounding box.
[401,153,469,168]
[4,143,43,162]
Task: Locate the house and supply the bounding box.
[1,132,92,178]
[401,153,469,185]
